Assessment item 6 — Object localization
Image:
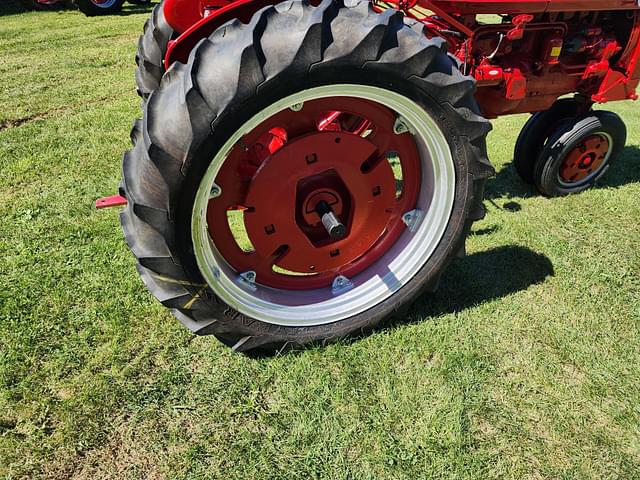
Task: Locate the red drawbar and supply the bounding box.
[95,195,128,209]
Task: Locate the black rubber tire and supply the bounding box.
[135,0,173,99]
[128,0,151,4]
[513,98,583,184]
[75,0,124,15]
[533,111,626,197]
[120,0,493,353]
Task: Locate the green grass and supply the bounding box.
[1,3,639,479]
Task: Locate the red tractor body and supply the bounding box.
[162,0,640,117]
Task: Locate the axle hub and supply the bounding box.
[560,133,610,183]
[315,200,346,239]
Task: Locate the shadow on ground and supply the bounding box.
[0,0,28,15]
[407,245,554,321]
[249,245,553,357]
[484,145,640,206]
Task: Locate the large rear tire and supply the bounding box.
[135,0,173,99]
[120,0,493,353]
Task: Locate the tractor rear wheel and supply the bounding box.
[120,0,493,353]
[533,111,626,196]
[513,98,584,184]
[75,0,124,15]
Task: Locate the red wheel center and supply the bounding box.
[578,153,596,167]
[244,131,397,274]
[560,134,610,183]
[206,96,422,290]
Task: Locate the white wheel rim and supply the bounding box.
[192,85,456,326]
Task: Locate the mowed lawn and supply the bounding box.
[1,2,639,478]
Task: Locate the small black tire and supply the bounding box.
[513,98,584,184]
[533,111,626,197]
[135,0,173,99]
[128,0,151,4]
[75,0,124,16]
[120,0,493,353]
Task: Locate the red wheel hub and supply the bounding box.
[206,96,422,289]
[560,134,610,183]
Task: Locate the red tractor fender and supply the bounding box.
[163,0,205,33]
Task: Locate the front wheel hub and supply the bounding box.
[559,133,611,184]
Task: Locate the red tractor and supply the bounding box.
[101,0,639,352]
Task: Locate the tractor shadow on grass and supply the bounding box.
[0,0,29,16]
[404,244,554,323]
[483,145,640,206]
[249,245,553,358]
[596,145,640,190]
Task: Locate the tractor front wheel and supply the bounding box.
[513,98,585,184]
[120,0,493,353]
[533,111,626,196]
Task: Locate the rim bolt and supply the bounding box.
[402,209,422,233]
[290,102,304,112]
[238,271,257,291]
[393,116,413,135]
[332,275,353,295]
[210,183,222,199]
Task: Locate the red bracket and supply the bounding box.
[95,195,128,209]
[507,14,534,41]
[504,69,527,100]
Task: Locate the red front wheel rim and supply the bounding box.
[559,133,611,185]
